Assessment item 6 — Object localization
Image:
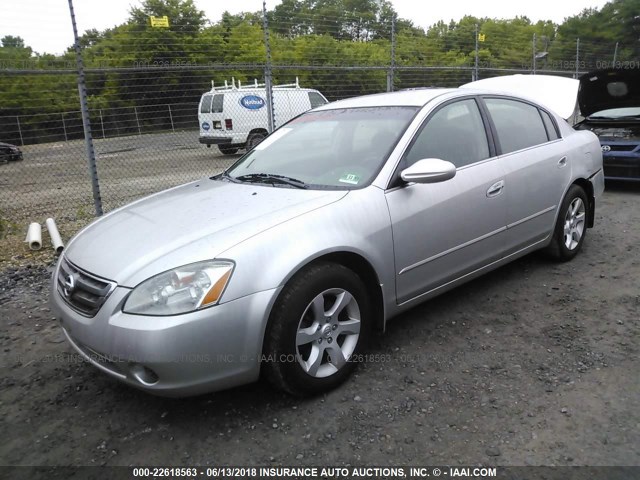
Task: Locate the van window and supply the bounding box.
[212,94,224,113]
[200,95,213,114]
[308,92,327,108]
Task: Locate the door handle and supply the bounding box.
[558,156,567,168]
[486,180,505,198]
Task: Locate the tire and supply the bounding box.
[263,262,371,396]
[218,145,239,155]
[546,184,588,261]
[246,132,267,151]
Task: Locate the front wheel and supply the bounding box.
[263,262,371,396]
[546,184,588,261]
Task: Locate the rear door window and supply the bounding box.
[484,98,549,154]
[212,94,224,113]
[200,95,213,114]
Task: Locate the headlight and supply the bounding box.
[123,261,234,316]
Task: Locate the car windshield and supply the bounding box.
[589,107,640,120]
[224,106,418,189]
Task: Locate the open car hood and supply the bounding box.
[461,74,579,121]
[578,69,640,117]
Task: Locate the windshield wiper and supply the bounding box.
[233,173,308,189]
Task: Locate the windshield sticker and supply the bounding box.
[339,173,361,185]
[254,128,292,150]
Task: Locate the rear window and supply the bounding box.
[308,92,328,108]
[200,95,213,114]
[212,94,224,113]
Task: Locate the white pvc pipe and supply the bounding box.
[25,222,42,250]
[45,217,64,254]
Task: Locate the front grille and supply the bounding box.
[57,258,116,317]
[605,144,638,152]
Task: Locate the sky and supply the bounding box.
[2,0,611,55]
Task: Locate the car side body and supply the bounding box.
[50,88,604,397]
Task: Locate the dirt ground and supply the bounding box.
[0,184,638,469]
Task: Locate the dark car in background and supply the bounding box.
[0,142,23,163]
[575,69,640,181]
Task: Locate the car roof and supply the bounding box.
[314,88,457,110]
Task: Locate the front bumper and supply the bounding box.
[50,266,280,397]
[603,154,640,181]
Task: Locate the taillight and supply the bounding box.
[225,119,233,130]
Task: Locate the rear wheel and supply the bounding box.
[547,184,588,261]
[246,132,267,151]
[218,144,239,155]
[263,262,371,396]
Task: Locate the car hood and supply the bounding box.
[461,74,580,120]
[64,179,347,287]
[579,69,640,117]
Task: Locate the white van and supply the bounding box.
[198,78,329,155]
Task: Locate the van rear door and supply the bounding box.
[199,94,224,139]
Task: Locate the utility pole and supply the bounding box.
[68,0,103,216]
[613,42,619,64]
[262,0,275,133]
[387,16,396,92]
[532,33,537,74]
[474,24,479,81]
[575,38,580,78]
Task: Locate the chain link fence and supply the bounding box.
[0,1,635,230]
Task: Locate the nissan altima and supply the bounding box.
[51,88,604,397]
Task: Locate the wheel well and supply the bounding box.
[248,128,268,138]
[277,252,384,333]
[572,178,595,228]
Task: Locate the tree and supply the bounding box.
[1,36,27,49]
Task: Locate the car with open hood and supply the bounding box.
[574,69,640,181]
[51,88,604,397]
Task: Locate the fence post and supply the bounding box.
[473,24,479,81]
[262,0,275,133]
[168,104,175,133]
[16,116,24,146]
[532,33,537,74]
[61,113,68,141]
[387,16,396,92]
[99,109,105,138]
[575,38,580,78]
[68,0,103,216]
[613,42,618,63]
[134,106,142,135]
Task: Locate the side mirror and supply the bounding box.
[400,158,457,184]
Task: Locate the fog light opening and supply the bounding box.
[129,363,159,386]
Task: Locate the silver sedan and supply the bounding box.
[51,88,604,397]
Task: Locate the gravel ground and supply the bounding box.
[0,185,638,468]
